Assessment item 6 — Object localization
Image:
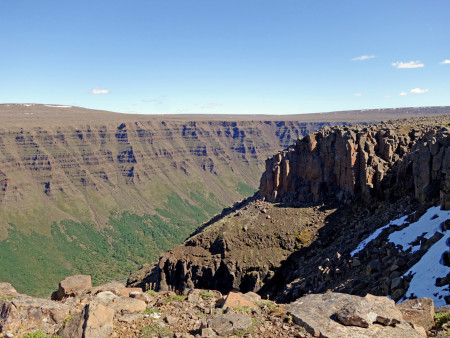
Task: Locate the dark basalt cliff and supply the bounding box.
[260,120,450,208]
[129,116,450,304]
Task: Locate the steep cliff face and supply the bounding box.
[130,116,450,304]
[260,120,450,208]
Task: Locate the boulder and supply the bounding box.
[89,281,141,297]
[110,296,147,314]
[207,313,252,335]
[222,292,258,310]
[396,298,435,331]
[52,275,92,300]
[58,302,114,338]
[287,292,421,337]
[95,291,119,305]
[129,291,155,305]
[0,295,74,336]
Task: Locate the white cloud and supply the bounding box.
[354,93,362,97]
[391,61,424,69]
[440,59,450,64]
[200,102,222,109]
[399,92,408,96]
[89,87,109,94]
[410,88,429,94]
[351,55,376,61]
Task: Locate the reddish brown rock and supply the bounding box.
[222,292,258,310]
[52,275,92,301]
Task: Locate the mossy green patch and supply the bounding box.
[0,191,222,296]
[236,182,257,196]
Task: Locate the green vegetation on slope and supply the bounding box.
[0,191,223,296]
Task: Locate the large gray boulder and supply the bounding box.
[287,292,424,337]
[207,312,252,335]
[58,302,114,338]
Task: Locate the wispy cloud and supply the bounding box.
[354,93,362,97]
[391,61,424,69]
[142,97,164,105]
[440,59,450,64]
[89,87,109,94]
[410,88,429,94]
[399,92,408,96]
[200,102,222,109]
[351,55,376,61]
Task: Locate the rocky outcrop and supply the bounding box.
[287,292,424,337]
[260,121,450,208]
[127,197,331,295]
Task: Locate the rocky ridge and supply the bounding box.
[128,116,450,306]
[1,275,447,337]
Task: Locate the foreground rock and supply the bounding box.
[287,292,424,337]
[58,302,114,338]
[396,297,435,331]
[3,276,449,337]
[52,274,92,301]
[0,283,18,298]
[0,295,75,336]
[206,313,253,335]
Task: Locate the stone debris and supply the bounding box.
[1,275,447,337]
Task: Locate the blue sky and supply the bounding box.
[1,1,449,115]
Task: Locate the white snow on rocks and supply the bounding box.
[350,205,449,306]
[402,232,449,306]
[388,206,449,253]
[350,214,411,257]
[44,104,72,108]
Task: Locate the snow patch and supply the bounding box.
[350,213,411,257]
[44,105,72,108]
[388,206,449,253]
[401,232,449,306]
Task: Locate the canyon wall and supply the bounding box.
[0,114,329,295]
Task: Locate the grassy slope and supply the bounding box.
[0,190,228,296]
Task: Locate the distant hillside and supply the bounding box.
[0,104,449,295]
